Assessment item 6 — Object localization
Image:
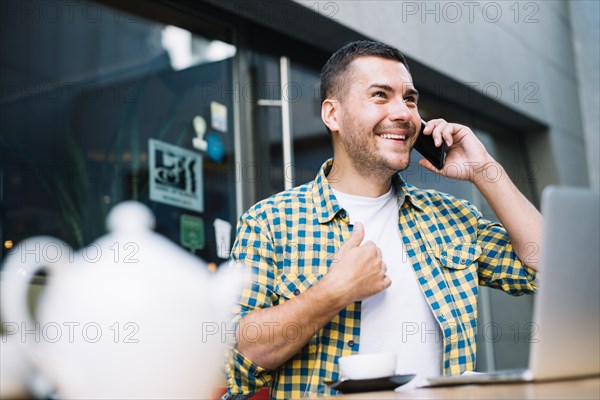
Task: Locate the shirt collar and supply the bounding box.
[311,159,425,224]
[392,173,426,212]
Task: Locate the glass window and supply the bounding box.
[249,51,286,199]
[250,53,331,200]
[290,61,332,185]
[1,1,238,265]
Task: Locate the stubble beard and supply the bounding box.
[341,115,414,181]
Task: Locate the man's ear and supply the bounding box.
[321,99,340,133]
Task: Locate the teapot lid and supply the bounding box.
[106,201,155,233]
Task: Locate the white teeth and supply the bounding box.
[381,134,406,140]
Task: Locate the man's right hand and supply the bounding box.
[324,222,392,305]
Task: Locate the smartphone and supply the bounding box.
[413,120,446,170]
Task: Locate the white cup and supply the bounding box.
[338,353,397,380]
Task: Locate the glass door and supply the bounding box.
[250,52,332,201]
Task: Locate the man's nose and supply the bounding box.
[388,98,412,121]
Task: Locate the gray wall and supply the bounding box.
[569,0,600,189]
[304,0,598,191]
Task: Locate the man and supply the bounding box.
[224,40,541,399]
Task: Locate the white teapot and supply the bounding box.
[0,202,243,399]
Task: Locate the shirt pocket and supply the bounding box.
[434,242,481,326]
[273,272,324,354]
[274,272,323,300]
[435,242,482,270]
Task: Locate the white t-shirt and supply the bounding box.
[332,187,442,385]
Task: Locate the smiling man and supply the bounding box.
[224,40,542,400]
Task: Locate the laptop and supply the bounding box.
[426,186,600,386]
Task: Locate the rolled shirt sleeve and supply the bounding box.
[472,204,538,295]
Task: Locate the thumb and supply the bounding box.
[344,221,365,248]
[418,158,440,173]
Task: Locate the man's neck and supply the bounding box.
[328,158,394,197]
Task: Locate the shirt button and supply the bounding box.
[460,259,467,265]
[339,210,347,219]
[347,340,355,348]
[293,288,301,296]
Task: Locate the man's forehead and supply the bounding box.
[349,56,414,88]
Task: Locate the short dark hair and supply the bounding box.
[320,40,409,104]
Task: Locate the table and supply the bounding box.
[329,377,599,399]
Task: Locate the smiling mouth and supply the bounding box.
[379,133,406,141]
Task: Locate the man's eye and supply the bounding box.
[404,96,417,104]
[372,91,387,98]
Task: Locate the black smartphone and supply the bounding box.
[413,120,446,170]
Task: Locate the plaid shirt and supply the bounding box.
[225,159,537,399]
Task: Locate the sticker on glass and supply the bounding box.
[149,139,203,212]
[181,214,205,252]
[210,101,227,132]
[213,218,232,259]
[192,115,208,151]
[206,132,224,163]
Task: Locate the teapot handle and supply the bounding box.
[1,236,71,364]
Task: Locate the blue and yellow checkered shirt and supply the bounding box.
[226,159,537,399]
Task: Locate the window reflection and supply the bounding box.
[162,25,236,71]
[1,1,237,264]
